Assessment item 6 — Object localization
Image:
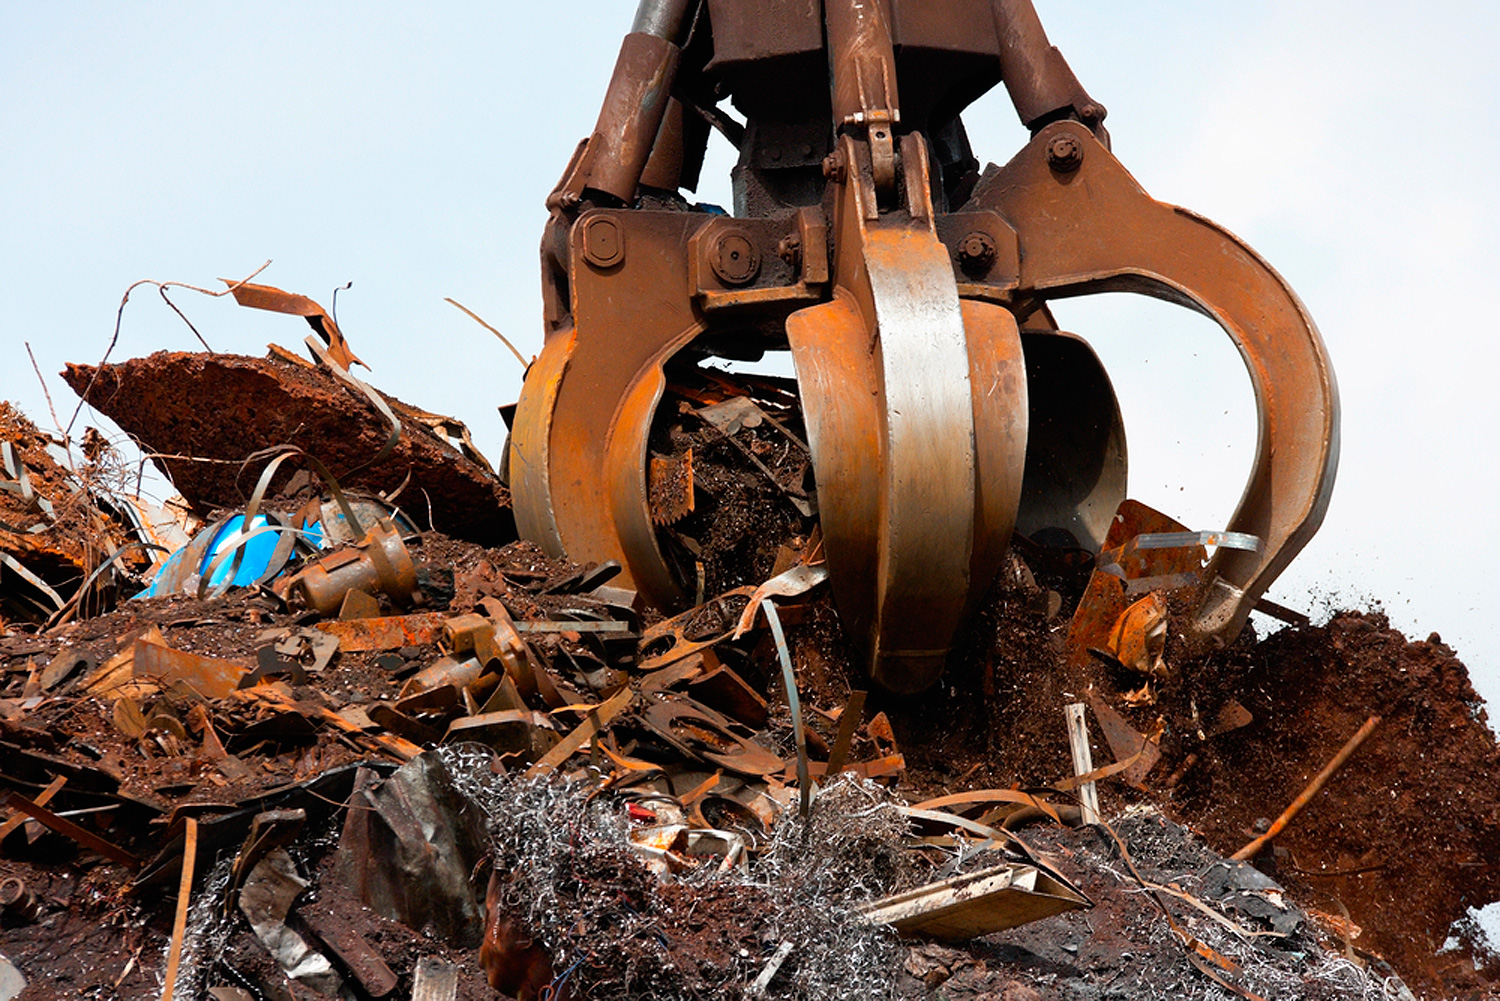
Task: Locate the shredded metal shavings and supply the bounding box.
[443,748,907,1000]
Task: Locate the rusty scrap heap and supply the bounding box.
[2,1,1498,1000]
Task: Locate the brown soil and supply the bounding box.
[872,584,1500,998]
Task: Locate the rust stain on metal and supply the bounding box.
[62,352,513,546]
[314,612,449,652]
[648,448,694,525]
[132,636,249,700]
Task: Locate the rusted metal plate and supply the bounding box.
[1086,694,1162,788]
[1068,500,1202,667]
[132,637,248,700]
[314,612,448,652]
[858,860,1090,940]
[62,353,514,546]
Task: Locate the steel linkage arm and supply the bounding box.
[991,0,1107,140]
[786,0,1029,693]
[546,0,697,211]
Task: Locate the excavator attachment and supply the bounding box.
[510,0,1338,693]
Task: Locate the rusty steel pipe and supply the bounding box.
[992,0,1104,133]
[579,1,696,205]
[824,0,901,125]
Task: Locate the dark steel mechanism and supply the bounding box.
[510,0,1339,693]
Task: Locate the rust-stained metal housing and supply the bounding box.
[510,0,1339,693]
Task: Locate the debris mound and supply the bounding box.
[0,315,1494,998]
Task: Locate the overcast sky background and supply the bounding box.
[3,2,1498,714]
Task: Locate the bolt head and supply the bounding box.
[1046,134,1084,173]
[956,231,998,276]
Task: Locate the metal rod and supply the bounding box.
[1232,715,1381,861]
[0,789,138,867]
[763,600,811,819]
[160,816,197,1001]
[631,0,695,43]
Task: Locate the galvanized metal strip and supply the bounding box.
[762,600,811,819]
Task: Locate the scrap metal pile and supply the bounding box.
[2,0,1498,997]
[1,311,1496,998]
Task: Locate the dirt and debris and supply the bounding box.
[1,331,1497,1000]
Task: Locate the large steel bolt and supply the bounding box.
[821,151,847,183]
[957,231,998,276]
[710,230,760,286]
[1046,134,1084,173]
[776,233,803,271]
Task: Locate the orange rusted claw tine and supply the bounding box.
[510,214,705,611]
[788,135,1029,694]
[971,121,1340,643]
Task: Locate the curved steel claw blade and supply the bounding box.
[968,121,1340,644]
[789,134,1028,694]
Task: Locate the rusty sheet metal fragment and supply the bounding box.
[444,710,555,759]
[1068,500,1203,666]
[685,661,769,730]
[1106,592,1169,678]
[133,636,249,700]
[637,586,755,672]
[639,695,783,778]
[238,846,347,996]
[648,448,695,525]
[412,958,460,1001]
[314,612,448,652]
[231,685,421,761]
[733,563,828,638]
[858,860,1090,940]
[224,280,365,371]
[62,353,513,546]
[1208,698,1254,738]
[1085,694,1162,788]
[513,620,631,634]
[337,588,381,620]
[335,755,488,947]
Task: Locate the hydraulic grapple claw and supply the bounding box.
[509,0,1337,691]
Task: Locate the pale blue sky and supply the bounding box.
[3,2,1498,711]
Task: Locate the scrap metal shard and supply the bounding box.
[63,352,514,545]
[0,402,96,620]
